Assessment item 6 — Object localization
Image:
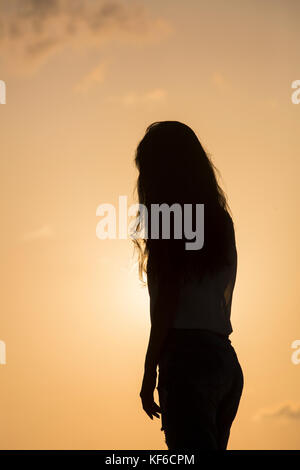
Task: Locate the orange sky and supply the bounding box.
[0,0,300,449]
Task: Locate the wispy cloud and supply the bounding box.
[253,402,300,422]
[108,88,167,106]
[74,61,108,93]
[0,0,172,75]
[212,72,228,92]
[22,225,55,242]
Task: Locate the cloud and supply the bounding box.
[108,87,167,106]
[74,61,108,93]
[22,225,55,242]
[212,72,228,92]
[253,402,300,422]
[142,88,167,103]
[0,0,172,75]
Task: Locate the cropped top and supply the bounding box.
[147,216,237,337]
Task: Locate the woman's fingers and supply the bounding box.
[141,397,161,420]
[153,402,161,412]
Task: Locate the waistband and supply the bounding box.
[166,327,232,346]
[159,328,234,370]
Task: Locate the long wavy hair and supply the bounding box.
[131,121,234,286]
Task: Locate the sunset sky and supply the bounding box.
[0,0,300,449]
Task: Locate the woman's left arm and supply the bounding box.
[140,272,181,420]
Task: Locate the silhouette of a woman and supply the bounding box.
[133,121,243,450]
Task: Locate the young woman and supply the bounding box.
[133,121,244,450]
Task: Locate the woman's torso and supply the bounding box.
[147,213,237,337]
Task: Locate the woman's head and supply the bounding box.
[135,121,227,207]
[132,121,233,283]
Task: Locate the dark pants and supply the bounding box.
[157,328,244,450]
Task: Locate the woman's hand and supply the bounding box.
[140,368,161,420]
